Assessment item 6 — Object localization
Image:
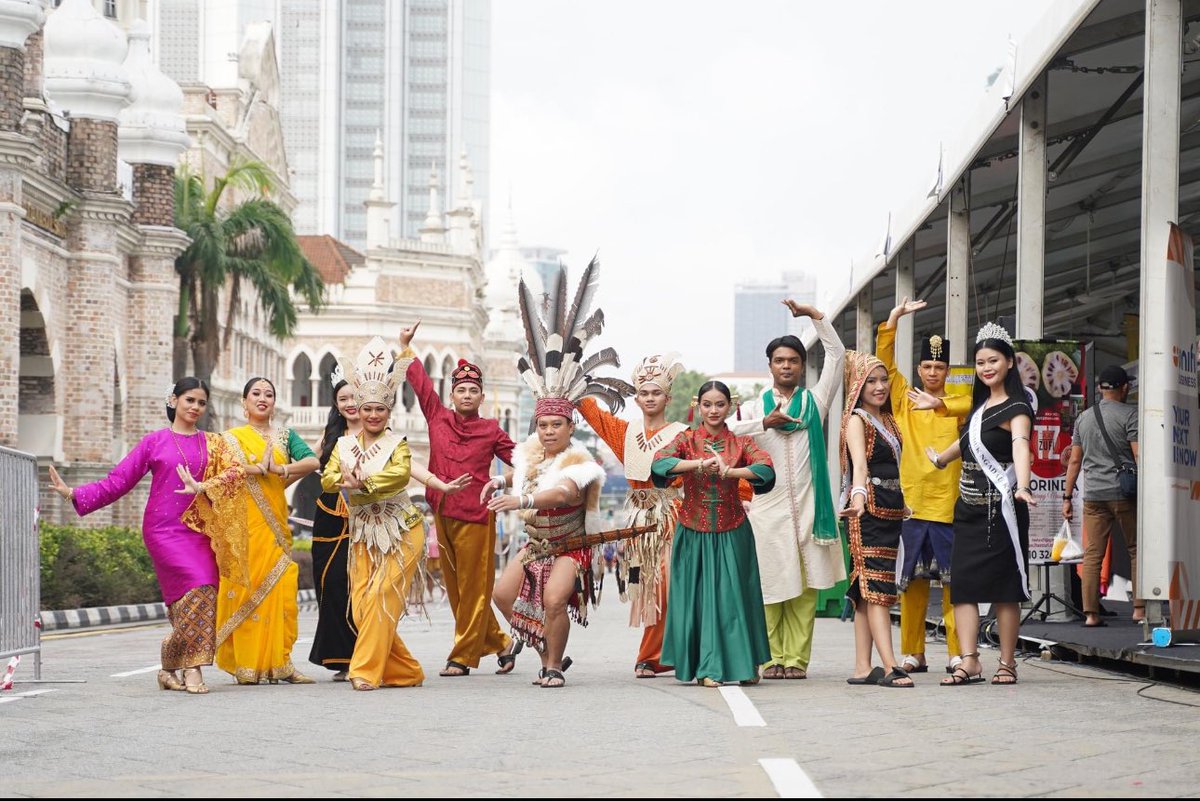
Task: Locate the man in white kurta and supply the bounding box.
[731,302,846,678]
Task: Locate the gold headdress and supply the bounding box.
[517,256,633,421]
[632,352,683,393]
[339,336,412,410]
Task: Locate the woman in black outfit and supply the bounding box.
[308,378,361,680]
[921,323,1036,686]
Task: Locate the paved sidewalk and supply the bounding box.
[3,593,1200,797]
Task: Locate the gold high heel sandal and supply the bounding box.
[350,677,376,691]
[273,671,315,685]
[157,670,185,691]
[182,668,209,695]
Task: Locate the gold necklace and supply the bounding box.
[170,429,201,478]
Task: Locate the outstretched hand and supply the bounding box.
[479,477,504,504]
[1015,487,1038,507]
[174,464,204,495]
[889,296,927,325]
[399,320,422,348]
[839,497,865,519]
[440,473,472,496]
[763,408,798,430]
[782,299,822,320]
[906,388,943,411]
[486,493,521,513]
[48,465,73,501]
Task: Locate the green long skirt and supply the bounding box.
[662,521,771,683]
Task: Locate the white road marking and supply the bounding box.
[110,665,161,678]
[0,689,59,705]
[758,758,822,798]
[718,685,766,727]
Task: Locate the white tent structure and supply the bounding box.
[812,0,1200,632]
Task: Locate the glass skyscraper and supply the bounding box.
[733,272,818,372]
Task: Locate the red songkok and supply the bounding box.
[534,397,575,420]
[451,359,483,388]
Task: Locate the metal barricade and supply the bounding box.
[0,446,41,679]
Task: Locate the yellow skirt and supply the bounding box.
[348,525,425,688]
[215,513,300,683]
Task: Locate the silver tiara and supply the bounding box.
[976,322,1013,347]
[329,363,345,387]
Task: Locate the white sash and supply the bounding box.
[623,420,687,482]
[838,409,902,508]
[967,406,1030,600]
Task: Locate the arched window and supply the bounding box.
[503,408,513,436]
[440,355,456,403]
[292,353,312,407]
[424,354,439,402]
[402,381,416,412]
[318,353,339,406]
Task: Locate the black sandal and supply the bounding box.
[439,661,470,677]
[531,667,547,686]
[991,659,1018,685]
[846,666,885,685]
[495,640,524,675]
[541,669,566,688]
[878,667,914,688]
[635,661,657,678]
[940,652,984,686]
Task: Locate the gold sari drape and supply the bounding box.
[215,426,301,682]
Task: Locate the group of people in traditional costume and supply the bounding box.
[46,255,1038,692]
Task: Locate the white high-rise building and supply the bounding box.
[153,1,490,248]
[733,271,819,372]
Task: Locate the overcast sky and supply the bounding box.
[489,1,1048,379]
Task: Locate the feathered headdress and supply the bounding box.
[339,336,411,410]
[517,256,633,420]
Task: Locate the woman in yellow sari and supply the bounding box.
[217,376,321,684]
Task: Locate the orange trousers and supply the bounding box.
[436,513,511,668]
[635,556,672,673]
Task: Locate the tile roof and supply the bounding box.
[297,235,364,285]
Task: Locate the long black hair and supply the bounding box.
[243,376,276,397]
[319,379,351,469]
[971,338,1028,413]
[166,377,209,423]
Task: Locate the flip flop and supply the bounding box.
[846,666,885,685]
[879,667,914,688]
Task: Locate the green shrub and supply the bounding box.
[39,523,160,610]
[291,537,312,553]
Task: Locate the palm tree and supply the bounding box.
[172,159,325,391]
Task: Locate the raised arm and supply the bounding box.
[806,311,847,415]
[56,435,153,516]
[877,298,925,404]
[576,397,628,456]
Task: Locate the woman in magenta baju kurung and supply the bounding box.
[54,421,247,693]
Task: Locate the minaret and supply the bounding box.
[418,164,445,243]
[446,148,474,254]
[364,130,393,249]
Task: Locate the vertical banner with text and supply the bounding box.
[1161,226,1200,633]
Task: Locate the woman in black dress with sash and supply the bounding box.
[308,378,361,680]
[840,351,913,688]
[924,323,1036,686]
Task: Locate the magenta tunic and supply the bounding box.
[72,428,218,606]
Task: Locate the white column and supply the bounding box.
[1016,73,1048,340]
[1137,0,1183,617]
[894,240,915,377]
[855,287,874,352]
[946,178,970,363]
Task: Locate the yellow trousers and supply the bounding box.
[899,579,960,658]
[348,535,425,688]
[437,514,510,668]
[762,590,818,670]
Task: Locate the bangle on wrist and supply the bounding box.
[282,464,290,480]
[933,454,944,469]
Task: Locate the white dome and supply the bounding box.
[0,0,43,50]
[483,206,527,342]
[118,20,189,166]
[44,0,130,122]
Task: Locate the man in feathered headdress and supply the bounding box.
[877,298,971,675]
[730,299,846,680]
[577,353,689,679]
[398,322,519,679]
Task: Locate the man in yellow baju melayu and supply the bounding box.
[876,298,972,675]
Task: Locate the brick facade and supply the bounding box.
[377,274,467,308]
[0,164,22,447]
[65,118,118,193]
[0,46,23,132]
[131,164,174,226]
[22,30,41,101]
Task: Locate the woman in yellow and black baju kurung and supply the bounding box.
[322,336,470,691]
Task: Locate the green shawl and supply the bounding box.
[763,388,839,544]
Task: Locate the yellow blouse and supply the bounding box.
[321,435,413,506]
[876,322,971,523]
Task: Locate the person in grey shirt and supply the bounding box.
[1062,365,1142,626]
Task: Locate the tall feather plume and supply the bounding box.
[581,347,620,375]
[518,278,547,374]
[577,308,605,351]
[545,265,567,341]
[562,256,599,340]
[590,376,637,397]
[583,383,625,413]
